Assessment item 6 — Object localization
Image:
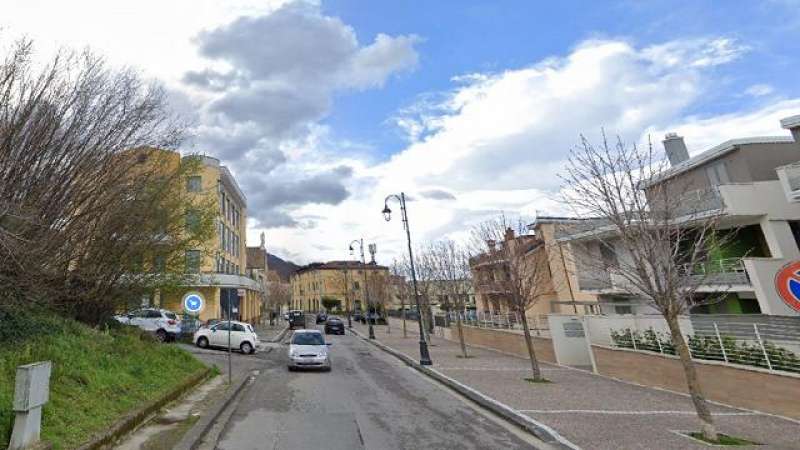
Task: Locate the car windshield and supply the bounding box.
[164,312,177,320]
[292,333,324,346]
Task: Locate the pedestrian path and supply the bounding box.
[353,323,800,450]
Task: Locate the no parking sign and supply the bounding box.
[183,292,205,315]
[774,261,800,313]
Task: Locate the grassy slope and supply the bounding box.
[0,315,205,449]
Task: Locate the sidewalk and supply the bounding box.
[254,322,288,342]
[352,323,800,450]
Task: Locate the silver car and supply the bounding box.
[287,329,332,371]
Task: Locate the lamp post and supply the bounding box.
[349,239,375,339]
[382,192,432,366]
[343,268,352,329]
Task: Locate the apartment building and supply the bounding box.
[161,154,262,323]
[290,261,390,313]
[469,222,598,320]
[246,234,270,321]
[561,115,800,317]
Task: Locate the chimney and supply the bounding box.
[663,132,689,166]
[504,227,515,242]
[780,115,800,144]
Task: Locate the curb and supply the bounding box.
[349,328,580,450]
[269,325,290,343]
[173,371,256,450]
[75,367,212,450]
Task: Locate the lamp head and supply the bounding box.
[382,205,392,221]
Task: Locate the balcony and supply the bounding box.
[776,162,800,202]
[477,282,511,295]
[680,258,750,286]
[674,188,724,217]
[576,270,613,292]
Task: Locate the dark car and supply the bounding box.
[324,316,345,335]
[315,312,328,324]
[287,310,305,329]
[352,311,363,322]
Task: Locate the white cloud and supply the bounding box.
[745,83,775,97]
[273,37,800,265]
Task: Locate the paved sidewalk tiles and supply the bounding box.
[353,323,800,450]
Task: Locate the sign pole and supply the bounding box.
[227,289,232,385]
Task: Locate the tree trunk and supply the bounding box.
[401,302,407,338]
[520,312,543,380]
[455,310,468,358]
[665,313,718,442]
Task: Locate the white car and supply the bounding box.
[193,320,259,354]
[115,308,181,342]
[287,329,331,371]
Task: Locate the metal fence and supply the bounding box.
[608,315,800,374]
[393,311,551,336]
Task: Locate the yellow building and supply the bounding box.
[160,154,262,323]
[291,261,390,313]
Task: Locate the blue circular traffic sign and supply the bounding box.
[183,292,205,314]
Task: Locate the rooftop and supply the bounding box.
[646,136,795,187]
[294,260,389,275]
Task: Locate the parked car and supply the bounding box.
[315,312,328,324]
[324,316,345,335]
[114,308,181,342]
[352,311,363,322]
[287,329,331,371]
[198,318,223,329]
[193,320,259,354]
[286,310,305,329]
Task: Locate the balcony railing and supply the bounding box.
[776,162,800,202]
[576,270,613,291]
[674,188,724,217]
[680,258,750,286]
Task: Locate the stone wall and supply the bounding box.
[592,345,800,419]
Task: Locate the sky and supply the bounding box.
[3,0,800,265]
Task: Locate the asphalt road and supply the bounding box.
[214,328,538,450]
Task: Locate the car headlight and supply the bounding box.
[289,349,298,357]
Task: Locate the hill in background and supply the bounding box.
[268,253,299,281]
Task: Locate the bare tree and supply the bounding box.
[470,215,553,382]
[391,258,412,338]
[0,39,206,324]
[560,134,729,441]
[427,240,472,358]
[414,246,438,340]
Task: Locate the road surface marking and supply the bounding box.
[519,409,757,416]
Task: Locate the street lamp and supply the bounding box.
[383,192,433,366]
[343,268,352,329]
[349,238,376,339]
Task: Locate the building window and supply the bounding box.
[185,209,200,233]
[153,255,166,273]
[187,176,202,192]
[185,250,202,273]
[705,161,730,186]
[221,192,226,216]
[354,281,360,290]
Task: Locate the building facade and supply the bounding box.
[562,115,800,317]
[470,223,598,320]
[290,261,390,313]
[160,154,262,323]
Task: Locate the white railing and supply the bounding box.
[605,316,800,375]
[679,258,750,285]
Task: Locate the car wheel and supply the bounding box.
[240,342,254,354]
[156,329,167,343]
[197,337,209,348]
[287,366,295,372]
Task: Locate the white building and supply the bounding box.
[561,115,800,317]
